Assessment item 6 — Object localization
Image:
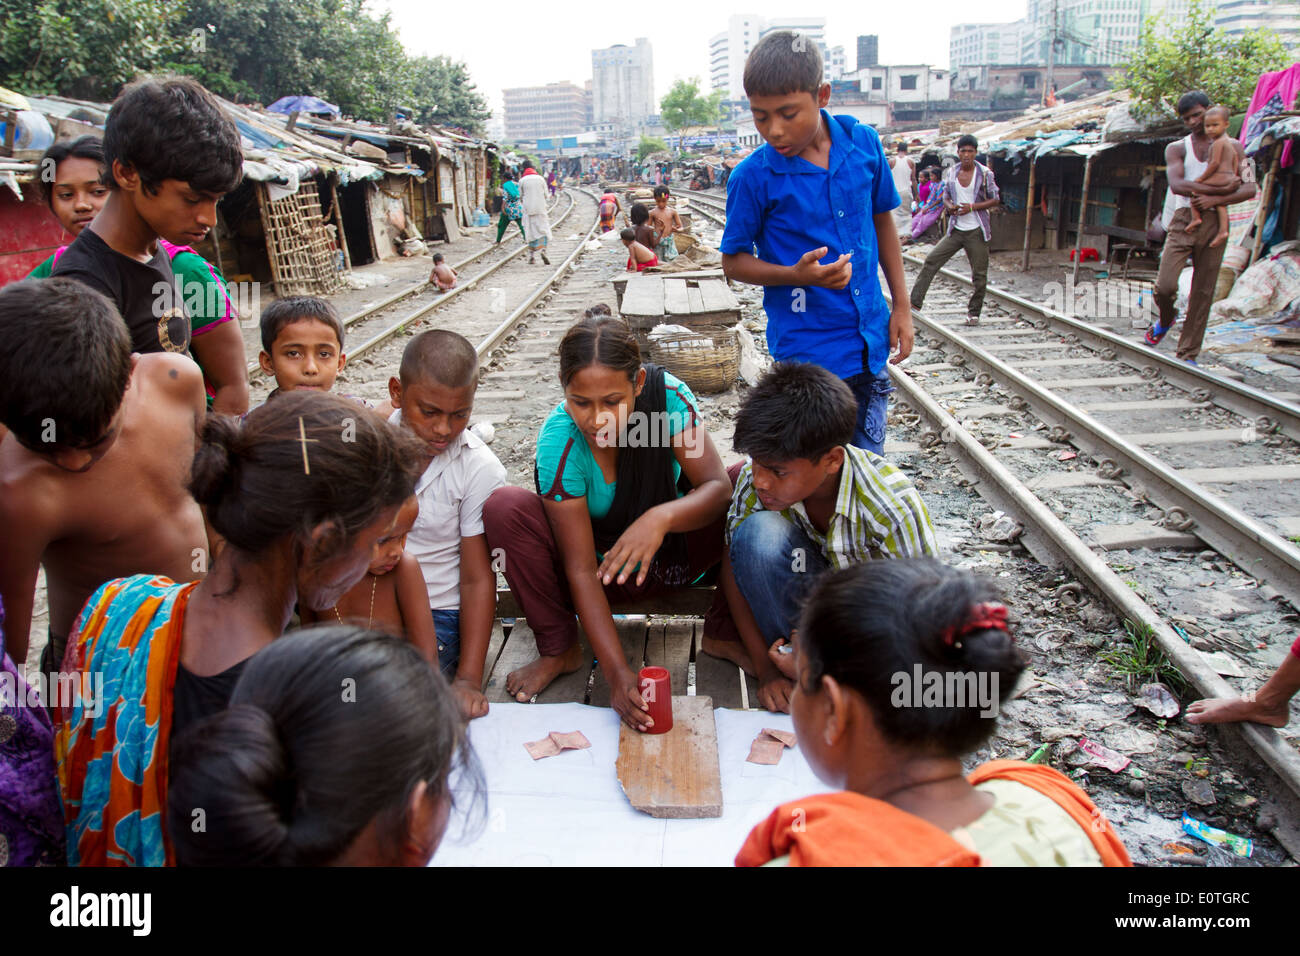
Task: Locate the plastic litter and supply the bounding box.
[1136,682,1180,718]
[1181,812,1253,857]
[1076,736,1131,772]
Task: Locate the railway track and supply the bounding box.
[681,185,1300,809]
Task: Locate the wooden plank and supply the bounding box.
[588,617,649,707]
[615,696,723,818]
[696,278,739,312]
[663,278,691,315]
[479,620,510,692]
[686,285,705,314]
[644,621,693,699]
[618,275,665,318]
[495,587,716,620]
[483,620,594,704]
[693,643,756,709]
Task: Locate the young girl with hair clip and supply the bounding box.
[167,626,483,867]
[53,391,427,867]
[482,316,768,730]
[738,558,1132,867]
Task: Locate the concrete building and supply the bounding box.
[827,45,848,82]
[708,14,840,100]
[591,38,655,132]
[1020,0,1191,66]
[501,81,590,141]
[950,21,1027,69]
[1216,0,1300,53]
[842,65,953,124]
[857,34,879,69]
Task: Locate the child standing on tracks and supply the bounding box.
[710,362,938,709]
[388,330,507,720]
[720,31,913,456]
[630,203,658,250]
[430,252,458,291]
[649,186,682,262]
[621,228,659,272]
[908,135,1001,327]
[737,559,1132,867]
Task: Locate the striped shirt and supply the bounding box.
[726,445,939,567]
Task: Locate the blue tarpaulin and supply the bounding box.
[267,95,340,117]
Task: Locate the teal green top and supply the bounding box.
[26,253,56,279]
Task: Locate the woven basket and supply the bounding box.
[648,327,740,394]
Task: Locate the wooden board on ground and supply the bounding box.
[618,274,740,331]
[611,269,723,308]
[483,620,595,704]
[664,278,691,315]
[643,621,694,698]
[693,643,758,709]
[616,695,723,818]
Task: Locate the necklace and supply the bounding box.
[331,575,377,629]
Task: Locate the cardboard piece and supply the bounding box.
[615,695,723,818]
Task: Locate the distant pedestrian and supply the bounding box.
[598,190,621,232]
[519,165,551,265]
[1144,90,1256,365]
[495,172,525,244]
[909,135,1000,326]
[888,141,915,238]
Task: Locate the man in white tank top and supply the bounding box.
[888,141,916,238]
[1145,91,1256,365]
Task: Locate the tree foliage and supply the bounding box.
[659,78,723,133]
[637,135,669,162]
[1121,0,1290,119]
[0,0,490,131]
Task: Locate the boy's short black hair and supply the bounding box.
[259,296,344,354]
[956,134,979,151]
[733,362,856,463]
[620,227,636,241]
[40,135,105,207]
[1176,90,1211,116]
[0,279,131,450]
[630,203,649,224]
[652,185,669,199]
[743,30,823,98]
[104,76,243,196]
[399,329,478,390]
[433,253,445,263]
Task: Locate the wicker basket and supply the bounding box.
[648,327,740,394]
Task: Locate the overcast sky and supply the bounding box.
[379,0,1030,119]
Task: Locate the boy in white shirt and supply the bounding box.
[388,330,506,720]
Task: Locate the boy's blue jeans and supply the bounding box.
[729,511,830,646]
[844,366,893,455]
[433,609,460,677]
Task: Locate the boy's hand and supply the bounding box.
[767,639,798,680]
[757,672,794,714]
[791,247,853,290]
[888,302,914,364]
[451,678,490,720]
[612,669,654,731]
[599,509,669,587]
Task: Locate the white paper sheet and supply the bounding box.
[431,701,825,867]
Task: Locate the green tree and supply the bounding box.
[637,135,668,162]
[659,77,723,133]
[407,55,490,133]
[1121,0,1289,119]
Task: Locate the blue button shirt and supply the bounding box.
[720,110,900,378]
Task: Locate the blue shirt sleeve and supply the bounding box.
[535,406,591,502]
[719,158,763,256]
[860,125,900,216]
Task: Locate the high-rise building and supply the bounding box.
[1216,0,1300,53]
[501,82,590,141]
[1020,0,1190,66]
[857,34,878,69]
[591,38,655,131]
[827,45,848,81]
[707,15,836,101]
[950,21,1027,68]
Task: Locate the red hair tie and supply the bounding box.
[943,602,1009,647]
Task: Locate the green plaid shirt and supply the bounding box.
[726,445,939,567]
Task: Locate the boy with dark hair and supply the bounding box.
[51,76,243,357]
[388,329,506,720]
[0,279,208,672]
[909,134,1001,326]
[721,31,913,456]
[629,203,657,250]
[257,296,349,400]
[430,252,457,291]
[649,186,682,262]
[715,361,938,706]
[621,228,658,272]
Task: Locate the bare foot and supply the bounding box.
[1185,694,1289,727]
[506,642,585,702]
[1185,217,1202,233]
[1209,231,1229,248]
[700,635,756,677]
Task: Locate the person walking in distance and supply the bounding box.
[519,164,551,265]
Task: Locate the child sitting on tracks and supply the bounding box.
[430,252,458,291]
[621,228,658,272]
[712,361,937,711]
[387,330,507,720]
[737,558,1132,867]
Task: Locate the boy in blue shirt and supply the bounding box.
[720,31,913,455]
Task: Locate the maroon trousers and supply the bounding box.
[482,470,742,656]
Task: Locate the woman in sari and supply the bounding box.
[738,558,1132,867]
[53,392,425,866]
[598,191,621,232]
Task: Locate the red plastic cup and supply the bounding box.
[638,666,673,734]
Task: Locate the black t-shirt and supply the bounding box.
[50,227,191,355]
[170,658,248,750]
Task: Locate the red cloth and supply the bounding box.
[628,254,659,272]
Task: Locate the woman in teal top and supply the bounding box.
[26,136,109,277]
[482,314,755,730]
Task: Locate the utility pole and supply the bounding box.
[1044,0,1058,108]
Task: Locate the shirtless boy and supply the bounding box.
[0,279,208,674]
[648,186,682,262]
[430,253,457,291]
[621,228,659,272]
[1183,105,1240,248]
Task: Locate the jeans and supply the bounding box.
[729,511,830,646]
[843,365,894,454]
[433,609,460,677]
